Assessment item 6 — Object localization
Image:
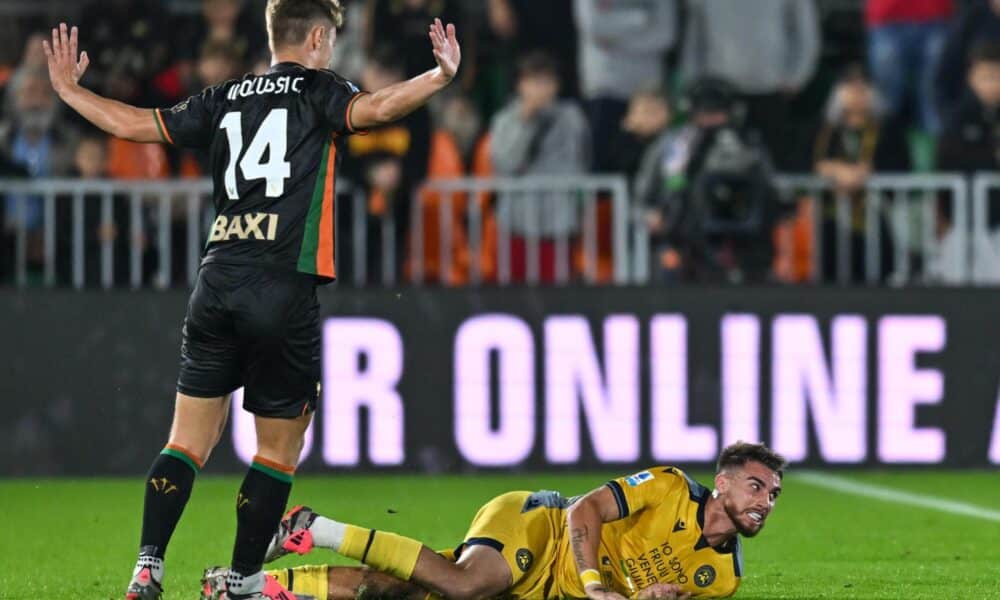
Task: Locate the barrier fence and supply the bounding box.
[972,173,1000,284]
[2,173,997,288]
[772,173,969,286]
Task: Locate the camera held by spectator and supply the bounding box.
[639,77,777,284]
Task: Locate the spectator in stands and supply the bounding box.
[865,0,955,134]
[328,0,366,81]
[340,45,431,285]
[2,33,48,122]
[173,0,265,97]
[15,32,46,74]
[405,93,482,285]
[935,0,1000,124]
[434,93,484,168]
[1,67,77,278]
[640,78,777,284]
[476,0,578,118]
[609,87,672,182]
[174,40,246,178]
[937,41,1000,282]
[573,0,677,173]
[57,134,150,287]
[937,41,1000,174]
[196,40,245,90]
[680,0,820,170]
[813,66,910,283]
[489,51,590,283]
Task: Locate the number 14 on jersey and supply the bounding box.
[219,109,291,200]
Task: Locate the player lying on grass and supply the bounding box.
[202,441,786,600]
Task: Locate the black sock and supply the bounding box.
[139,445,201,560]
[231,457,294,577]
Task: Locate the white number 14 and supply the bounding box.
[219,109,291,200]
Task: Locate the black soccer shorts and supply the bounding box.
[177,263,320,418]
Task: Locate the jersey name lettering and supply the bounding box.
[226,76,305,101]
[209,213,280,242]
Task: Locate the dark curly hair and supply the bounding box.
[717,441,788,479]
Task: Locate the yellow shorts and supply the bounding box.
[459,490,568,599]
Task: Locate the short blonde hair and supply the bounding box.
[266,0,344,49]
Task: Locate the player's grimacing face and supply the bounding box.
[718,461,782,538]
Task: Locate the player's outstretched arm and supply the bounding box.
[566,487,631,600]
[349,18,460,130]
[43,23,161,143]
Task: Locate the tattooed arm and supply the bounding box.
[565,486,630,600]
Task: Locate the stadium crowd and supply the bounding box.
[0,0,997,287]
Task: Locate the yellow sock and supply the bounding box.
[266,565,329,599]
[339,525,423,581]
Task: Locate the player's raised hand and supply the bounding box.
[429,18,460,81]
[42,23,89,96]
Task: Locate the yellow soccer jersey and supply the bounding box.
[553,467,742,599]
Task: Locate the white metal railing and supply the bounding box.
[0,176,630,288]
[3,179,211,288]
[3,173,993,289]
[0,178,364,289]
[775,173,968,285]
[412,176,630,286]
[632,173,971,285]
[971,173,1000,284]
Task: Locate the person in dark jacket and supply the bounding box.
[937,40,1000,282]
[607,87,672,182]
[813,65,911,283]
[934,0,1000,121]
[937,40,1000,174]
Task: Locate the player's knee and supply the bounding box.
[166,435,213,466]
[255,437,304,467]
[255,417,310,466]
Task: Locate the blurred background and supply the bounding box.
[1,0,999,477]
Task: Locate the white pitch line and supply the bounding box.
[794,471,1000,523]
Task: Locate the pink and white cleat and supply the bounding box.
[264,505,319,563]
[227,574,309,600]
[125,566,163,599]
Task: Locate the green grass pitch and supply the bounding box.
[1,471,998,599]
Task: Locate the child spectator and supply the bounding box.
[489,51,590,283]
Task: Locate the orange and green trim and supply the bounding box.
[251,455,295,484]
[345,92,369,134]
[297,136,337,279]
[153,109,174,145]
[162,443,203,473]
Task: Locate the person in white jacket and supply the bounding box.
[680,0,820,170]
[574,0,677,172]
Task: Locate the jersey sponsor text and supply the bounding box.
[209,213,280,242]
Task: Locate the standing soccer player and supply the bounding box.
[42,2,461,598]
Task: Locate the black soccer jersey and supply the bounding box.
[155,62,366,281]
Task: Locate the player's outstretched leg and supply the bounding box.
[224,413,310,599]
[204,565,428,600]
[265,510,511,600]
[127,393,230,599]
